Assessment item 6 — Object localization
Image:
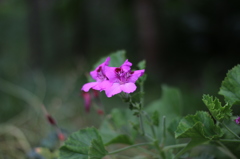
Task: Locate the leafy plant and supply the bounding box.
[57,51,240,159]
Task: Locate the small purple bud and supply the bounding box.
[234,116,240,125]
[81,91,91,112]
[46,115,57,126]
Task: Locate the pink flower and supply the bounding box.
[81,57,112,92]
[104,59,145,97]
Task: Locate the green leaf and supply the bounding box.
[146,85,182,126]
[151,110,160,126]
[89,139,109,158]
[99,116,134,146]
[175,111,223,140]
[104,134,134,146]
[174,138,208,159]
[219,64,240,106]
[129,121,140,132]
[111,108,129,127]
[59,127,108,159]
[167,117,181,137]
[202,94,232,121]
[137,60,146,70]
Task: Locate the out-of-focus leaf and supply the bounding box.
[137,60,146,70]
[202,94,232,121]
[167,117,181,137]
[99,116,134,146]
[111,108,128,127]
[219,64,240,106]
[59,127,107,159]
[192,153,215,159]
[92,50,126,69]
[151,110,159,126]
[131,92,144,106]
[174,139,208,159]
[146,85,182,126]
[129,121,140,132]
[175,111,223,140]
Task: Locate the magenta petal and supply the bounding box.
[104,66,118,82]
[92,83,101,91]
[128,69,145,83]
[105,83,122,97]
[121,83,136,93]
[81,82,98,92]
[90,70,98,80]
[90,57,111,80]
[98,80,112,90]
[121,59,132,72]
[104,57,111,65]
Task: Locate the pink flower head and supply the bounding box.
[104,60,145,97]
[81,57,112,92]
[234,116,240,125]
[81,57,145,98]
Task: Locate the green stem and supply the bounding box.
[143,111,156,138]
[139,111,145,135]
[160,116,166,146]
[136,147,157,156]
[222,122,240,139]
[162,143,188,151]
[144,133,155,141]
[0,124,31,153]
[153,141,166,159]
[108,142,152,155]
[141,112,164,158]
[216,141,237,159]
[219,139,240,143]
[140,81,144,107]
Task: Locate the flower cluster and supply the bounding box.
[81,57,145,97]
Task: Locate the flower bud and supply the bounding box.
[234,116,240,125]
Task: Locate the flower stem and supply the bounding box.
[139,111,145,135]
[216,141,238,159]
[221,122,240,139]
[162,143,188,151]
[219,139,240,142]
[160,116,166,146]
[141,111,165,158]
[142,111,156,138]
[108,142,152,155]
[139,80,144,107]
[153,140,166,159]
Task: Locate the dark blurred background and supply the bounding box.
[0,0,240,157]
[1,0,240,80]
